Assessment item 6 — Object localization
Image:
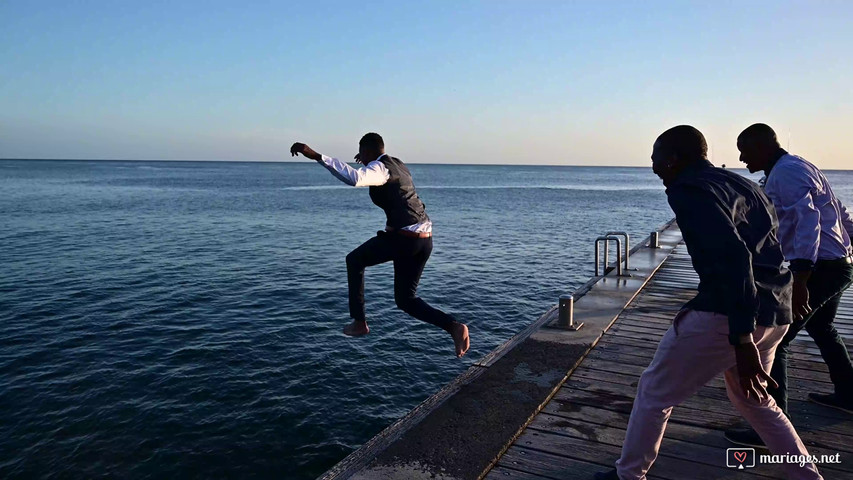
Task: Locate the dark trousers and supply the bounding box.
[768,259,853,415]
[345,231,456,333]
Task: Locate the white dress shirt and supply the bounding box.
[764,153,853,267]
[317,153,433,233]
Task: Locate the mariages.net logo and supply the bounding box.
[727,448,842,470]
[727,448,756,469]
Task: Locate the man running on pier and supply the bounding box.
[725,123,853,448]
[596,125,822,480]
[290,133,470,358]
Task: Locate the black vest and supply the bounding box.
[369,155,429,228]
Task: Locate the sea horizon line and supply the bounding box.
[0,157,778,170]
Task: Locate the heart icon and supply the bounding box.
[734,451,747,463]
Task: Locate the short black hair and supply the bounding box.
[656,125,708,163]
[359,132,384,150]
[737,123,779,147]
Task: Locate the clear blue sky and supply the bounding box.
[1,1,851,168]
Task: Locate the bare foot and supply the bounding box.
[343,320,370,337]
[450,322,470,358]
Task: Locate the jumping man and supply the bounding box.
[290,133,470,358]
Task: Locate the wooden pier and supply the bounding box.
[485,245,853,480]
[321,222,853,480]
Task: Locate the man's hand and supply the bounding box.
[290,142,321,161]
[734,340,778,402]
[792,272,812,321]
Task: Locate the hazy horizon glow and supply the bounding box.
[1,1,851,169]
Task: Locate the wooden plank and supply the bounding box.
[511,429,782,480]
[547,384,853,456]
[545,386,742,431]
[594,335,834,368]
[584,347,833,379]
[557,380,853,440]
[568,368,852,424]
[614,315,853,349]
[532,406,853,475]
[593,334,834,374]
[492,447,661,480]
[525,414,789,478]
[577,356,835,394]
[579,355,837,400]
[609,320,853,355]
[484,465,558,480]
[603,327,668,344]
[571,365,834,405]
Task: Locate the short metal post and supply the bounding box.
[557,294,583,330]
[650,231,660,248]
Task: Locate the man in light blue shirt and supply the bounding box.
[726,123,853,448]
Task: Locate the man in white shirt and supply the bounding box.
[726,123,853,448]
[290,133,470,358]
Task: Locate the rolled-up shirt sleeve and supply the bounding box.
[318,155,390,187]
[766,164,821,270]
[668,186,759,344]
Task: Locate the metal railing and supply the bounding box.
[556,227,665,330]
[605,231,630,270]
[595,235,623,276]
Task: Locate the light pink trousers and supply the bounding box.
[614,309,822,480]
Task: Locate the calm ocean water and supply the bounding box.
[2,160,851,479]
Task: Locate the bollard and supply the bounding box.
[650,231,660,248]
[557,294,583,331]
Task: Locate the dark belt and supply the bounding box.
[816,256,853,266]
[385,227,432,239]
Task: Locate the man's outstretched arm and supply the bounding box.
[290,142,322,161]
[290,142,389,187]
